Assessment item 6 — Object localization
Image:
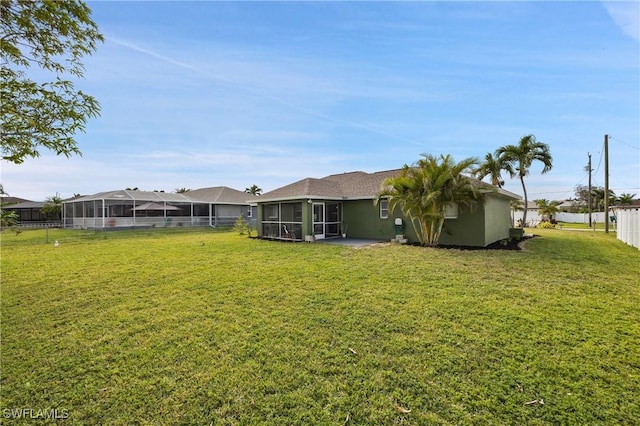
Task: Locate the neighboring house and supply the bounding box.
[188,186,258,228]
[256,170,521,247]
[557,200,584,213]
[2,200,59,225]
[0,196,30,208]
[512,201,542,227]
[62,187,256,229]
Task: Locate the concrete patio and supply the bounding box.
[316,238,385,247]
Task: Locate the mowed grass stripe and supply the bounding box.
[1,228,638,424]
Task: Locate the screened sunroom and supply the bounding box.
[62,188,253,229]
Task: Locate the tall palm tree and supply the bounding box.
[497,134,553,228]
[174,187,191,194]
[245,184,262,196]
[591,188,605,211]
[474,152,512,188]
[535,199,561,221]
[617,193,636,206]
[376,154,481,246]
[591,188,616,211]
[41,193,63,221]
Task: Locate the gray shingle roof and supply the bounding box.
[3,200,45,209]
[187,186,257,204]
[0,196,31,206]
[65,187,254,205]
[259,169,402,201]
[259,169,521,202]
[71,190,191,203]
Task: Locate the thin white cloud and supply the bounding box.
[4,2,638,202]
[603,1,640,42]
[103,35,431,148]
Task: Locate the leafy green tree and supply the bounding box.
[535,199,561,221]
[573,184,592,212]
[245,185,262,196]
[497,135,553,227]
[41,192,63,221]
[474,152,512,188]
[1,0,103,164]
[376,154,481,247]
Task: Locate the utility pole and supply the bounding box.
[604,134,609,233]
[586,153,592,227]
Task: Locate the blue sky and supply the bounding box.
[2,1,639,201]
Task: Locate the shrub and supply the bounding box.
[538,221,556,229]
[233,214,249,235]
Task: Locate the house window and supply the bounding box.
[264,204,279,220]
[380,199,389,219]
[246,207,252,218]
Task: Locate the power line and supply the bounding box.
[527,190,576,195]
[593,142,604,176]
[609,135,640,150]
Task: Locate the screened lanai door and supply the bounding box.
[325,202,342,237]
[313,202,325,239]
[312,202,342,239]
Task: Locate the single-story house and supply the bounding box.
[255,169,521,247]
[0,196,30,207]
[2,200,59,225]
[62,187,257,229]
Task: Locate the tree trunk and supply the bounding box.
[424,217,444,246]
[520,175,528,228]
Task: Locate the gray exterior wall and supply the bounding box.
[214,205,247,227]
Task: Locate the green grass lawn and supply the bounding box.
[2,228,638,425]
[555,222,610,230]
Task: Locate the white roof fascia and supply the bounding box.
[480,187,521,200]
[343,196,377,201]
[257,195,344,203]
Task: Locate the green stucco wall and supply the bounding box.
[342,199,486,246]
[438,204,486,247]
[342,197,510,247]
[482,196,512,246]
[257,194,513,247]
[342,199,395,240]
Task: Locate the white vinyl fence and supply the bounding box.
[616,208,640,250]
[512,211,606,227]
[555,212,606,224]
